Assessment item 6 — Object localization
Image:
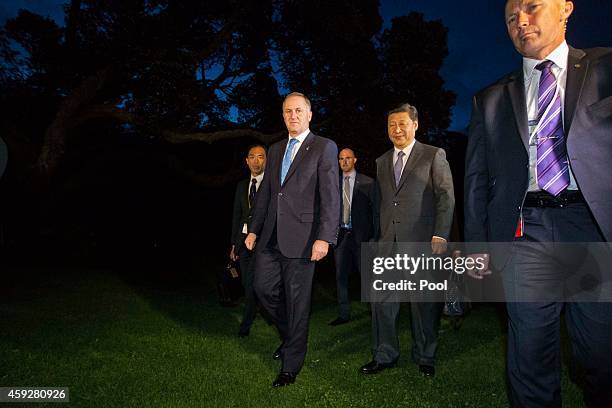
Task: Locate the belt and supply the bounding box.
[524,190,584,208]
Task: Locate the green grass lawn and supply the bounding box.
[0,269,584,407]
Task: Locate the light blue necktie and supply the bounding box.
[281,138,299,184]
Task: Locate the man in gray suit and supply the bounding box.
[245,92,340,387]
[360,103,454,377]
[465,1,612,405]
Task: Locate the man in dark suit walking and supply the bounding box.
[465,1,612,406]
[360,103,454,378]
[245,92,340,387]
[329,148,374,326]
[230,144,266,337]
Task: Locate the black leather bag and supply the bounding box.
[215,261,243,306]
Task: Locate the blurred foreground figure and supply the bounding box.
[465,1,612,406]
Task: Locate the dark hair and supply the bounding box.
[247,144,267,156]
[387,103,418,122]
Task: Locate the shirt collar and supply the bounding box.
[251,172,264,184]
[394,139,416,157]
[288,128,310,144]
[523,41,569,83]
[343,169,356,179]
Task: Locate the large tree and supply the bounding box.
[0,0,455,183]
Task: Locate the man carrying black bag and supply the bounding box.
[229,145,267,337]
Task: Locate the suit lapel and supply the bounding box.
[382,149,396,193]
[275,138,289,186]
[507,70,530,151]
[351,173,359,201]
[281,132,314,186]
[564,47,588,135]
[395,142,423,193]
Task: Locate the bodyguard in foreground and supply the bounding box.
[464,1,612,406]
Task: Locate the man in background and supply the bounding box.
[465,0,612,405]
[245,92,339,387]
[329,148,374,326]
[230,144,266,337]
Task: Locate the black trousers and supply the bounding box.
[333,229,361,320]
[237,236,257,332]
[253,244,315,374]
[503,202,612,408]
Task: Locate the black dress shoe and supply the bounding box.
[419,365,435,377]
[272,343,283,360]
[237,327,250,338]
[328,317,350,326]
[272,372,296,387]
[359,360,392,375]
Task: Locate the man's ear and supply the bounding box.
[563,1,574,20]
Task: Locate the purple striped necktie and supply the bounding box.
[535,60,570,196]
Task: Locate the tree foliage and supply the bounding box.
[0,0,455,181]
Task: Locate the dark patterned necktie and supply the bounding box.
[394,151,405,188]
[249,178,257,208]
[535,60,570,196]
[342,176,351,225]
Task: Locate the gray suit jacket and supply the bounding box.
[249,132,340,258]
[374,141,455,242]
[465,47,612,253]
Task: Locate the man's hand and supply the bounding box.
[229,245,238,261]
[465,253,492,280]
[431,236,448,255]
[244,233,257,251]
[311,240,329,261]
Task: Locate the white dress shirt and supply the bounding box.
[243,172,265,234]
[283,128,310,161]
[393,139,416,177]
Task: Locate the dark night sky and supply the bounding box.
[2,0,611,131]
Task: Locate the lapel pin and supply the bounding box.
[306,146,310,151]
[574,63,581,68]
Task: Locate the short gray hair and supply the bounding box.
[388,103,418,122]
[283,92,311,110]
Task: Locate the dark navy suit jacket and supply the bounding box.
[249,132,340,258]
[342,172,375,244]
[465,47,612,264]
